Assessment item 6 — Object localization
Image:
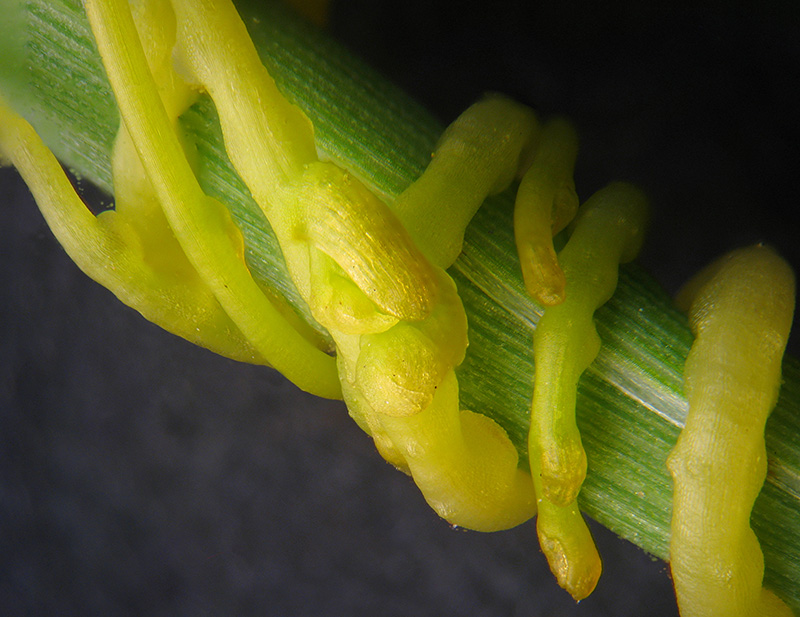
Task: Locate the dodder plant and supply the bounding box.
[1,0,798,613]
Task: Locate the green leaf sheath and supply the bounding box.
[2,0,798,608]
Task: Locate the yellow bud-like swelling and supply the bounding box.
[392,95,540,269]
[358,324,446,418]
[356,271,467,417]
[378,373,537,532]
[296,162,438,321]
[357,323,446,418]
[514,118,579,306]
[536,497,602,602]
[308,255,400,336]
[528,182,649,600]
[668,245,795,617]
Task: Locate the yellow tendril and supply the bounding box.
[5,0,797,610]
[0,94,273,364]
[668,245,795,617]
[83,0,341,398]
[527,182,649,600]
[392,94,540,269]
[514,117,579,306]
[161,0,535,531]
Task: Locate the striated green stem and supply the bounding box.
[1,0,798,608]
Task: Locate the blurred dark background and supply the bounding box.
[2,1,798,615]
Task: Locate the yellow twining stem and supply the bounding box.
[0,1,267,364]
[514,118,579,306]
[164,0,535,530]
[82,0,341,399]
[392,95,540,269]
[169,0,439,322]
[391,97,579,307]
[342,271,537,531]
[12,0,796,608]
[0,94,279,364]
[668,245,795,617]
[528,182,649,600]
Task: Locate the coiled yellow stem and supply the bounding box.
[668,245,795,617]
[1,1,797,612]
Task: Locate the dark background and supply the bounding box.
[2,1,799,615]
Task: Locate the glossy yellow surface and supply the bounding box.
[668,245,795,617]
[4,0,795,611]
[514,117,579,306]
[166,0,536,531]
[527,182,649,599]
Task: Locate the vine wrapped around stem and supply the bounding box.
[0,0,798,611]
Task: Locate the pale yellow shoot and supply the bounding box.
[171,0,317,194]
[535,497,601,602]
[392,95,539,269]
[337,270,536,531]
[83,0,341,398]
[169,0,439,324]
[377,372,537,532]
[514,118,579,306]
[0,98,269,364]
[0,1,262,362]
[159,0,533,533]
[529,182,649,600]
[668,245,795,617]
